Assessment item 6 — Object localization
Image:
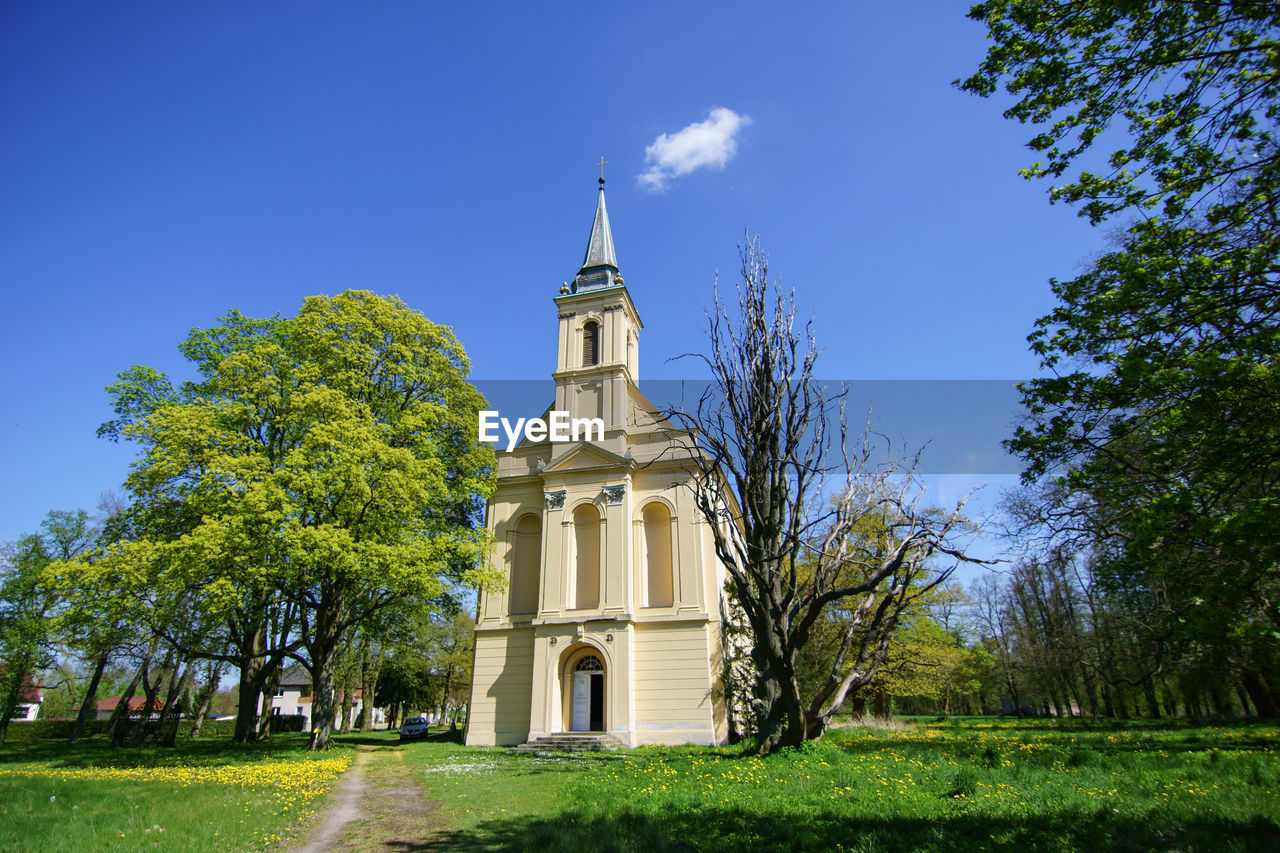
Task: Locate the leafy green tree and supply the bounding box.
[0,511,96,741]
[0,537,55,742]
[882,617,992,717]
[97,291,495,748]
[961,2,1280,670]
[420,605,475,728]
[375,647,435,728]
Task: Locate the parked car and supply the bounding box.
[399,716,429,741]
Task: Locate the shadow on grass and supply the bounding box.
[0,731,323,768]
[334,731,405,747]
[918,717,1279,734]
[418,808,1280,853]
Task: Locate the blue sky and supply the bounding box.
[1,2,1105,549]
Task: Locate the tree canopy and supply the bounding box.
[961,2,1280,663]
[85,290,495,747]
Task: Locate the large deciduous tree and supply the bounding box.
[98,290,495,748]
[0,511,96,743]
[672,240,983,753]
[960,2,1280,668]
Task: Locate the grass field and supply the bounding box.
[0,732,352,852]
[414,718,1280,852]
[2,719,1277,851]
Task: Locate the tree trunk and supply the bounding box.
[159,663,193,747]
[141,646,176,724]
[1209,685,1230,717]
[358,643,380,733]
[234,626,267,743]
[1113,683,1131,719]
[70,651,110,743]
[1185,689,1202,718]
[109,647,153,747]
[1241,670,1280,718]
[307,614,343,751]
[256,661,283,740]
[748,635,787,754]
[1143,678,1162,719]
[338,675,354,735]
[1234,682,1254,716]
[1004,670,1023,716]
[189,660,224,739]
[1160,677,1179,716]
[873,688,891,720]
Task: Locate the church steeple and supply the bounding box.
[572,173,622,293]
[553,173,643,429]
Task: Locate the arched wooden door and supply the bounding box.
[570,653,605,732]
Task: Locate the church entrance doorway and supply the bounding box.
[569,653,605,732]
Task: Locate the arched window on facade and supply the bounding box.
[572,504,600,609]
[583,320,599,366]
[509,513,541,616]
[642,502,674,607]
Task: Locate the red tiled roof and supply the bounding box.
[0,668,41,703]
[96,696,165,713]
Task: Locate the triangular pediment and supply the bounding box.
[541,441,631,474]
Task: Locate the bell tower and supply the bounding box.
[551,176,642,447]
[465,169,730,749]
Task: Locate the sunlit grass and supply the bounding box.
[420,719,1280,852]
[0,733,352,852]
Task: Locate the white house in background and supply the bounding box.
[13,679,42,721]
[263,665,384,730]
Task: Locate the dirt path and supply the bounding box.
[289,746,373,853]
[290,744,441,853]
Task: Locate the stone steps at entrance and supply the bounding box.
[515,732,625,753]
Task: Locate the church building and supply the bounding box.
[463,178,731,748]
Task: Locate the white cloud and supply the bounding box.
[637,107,752,192]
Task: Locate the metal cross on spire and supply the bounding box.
[595,156,609,185]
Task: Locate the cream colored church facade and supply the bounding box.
[463,182,730,748]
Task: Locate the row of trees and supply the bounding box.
[957,0,1280,718]
[967,549,1278,720]
[699,2,1279,750]
[1,291,494,749]
[797,552,1277,723]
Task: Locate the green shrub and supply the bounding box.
[179,719,237,739]
[0,719,110,743]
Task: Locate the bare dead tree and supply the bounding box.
[667,236,985,753]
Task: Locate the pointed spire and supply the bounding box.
[569,170,623,294]
[579,178,617,274]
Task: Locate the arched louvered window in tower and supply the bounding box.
[583,320,599,366]
[509,513,541,616]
